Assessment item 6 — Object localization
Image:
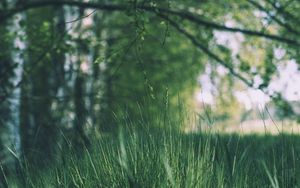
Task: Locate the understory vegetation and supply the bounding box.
[5,120,300,188]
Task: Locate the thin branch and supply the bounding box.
[156,13,297,117]
[65,9,97,24]
[1,0,299,46]
[150,7,300,46]
[247,0,300,35]
[156,13,254,88]
[264,0,299,23]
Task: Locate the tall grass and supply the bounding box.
[3,102,300,187]
[5,123,300,188]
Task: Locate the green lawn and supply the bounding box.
[6,126,300,188]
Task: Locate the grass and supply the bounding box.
[5,123,300,188]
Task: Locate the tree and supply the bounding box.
[0,3,16,179]
[19,3,66,165]
[2,1,298,103]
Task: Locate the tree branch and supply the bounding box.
[156,13,254,88]
[156,13,298,117]
[150,7,300,46]
[264,0,299,23]
[247,0,300,35]
[1,0,299,46]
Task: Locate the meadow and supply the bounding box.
[5,122,300,188]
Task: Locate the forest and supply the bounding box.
[1,0,300,187]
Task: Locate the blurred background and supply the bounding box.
[1,0,300,171]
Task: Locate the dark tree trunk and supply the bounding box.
[19,4,65,166]
[73,72,91,150]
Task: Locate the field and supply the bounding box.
[5,124,300,188]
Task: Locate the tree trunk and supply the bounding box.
[19,4,65,166]
[0,15,16,184]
